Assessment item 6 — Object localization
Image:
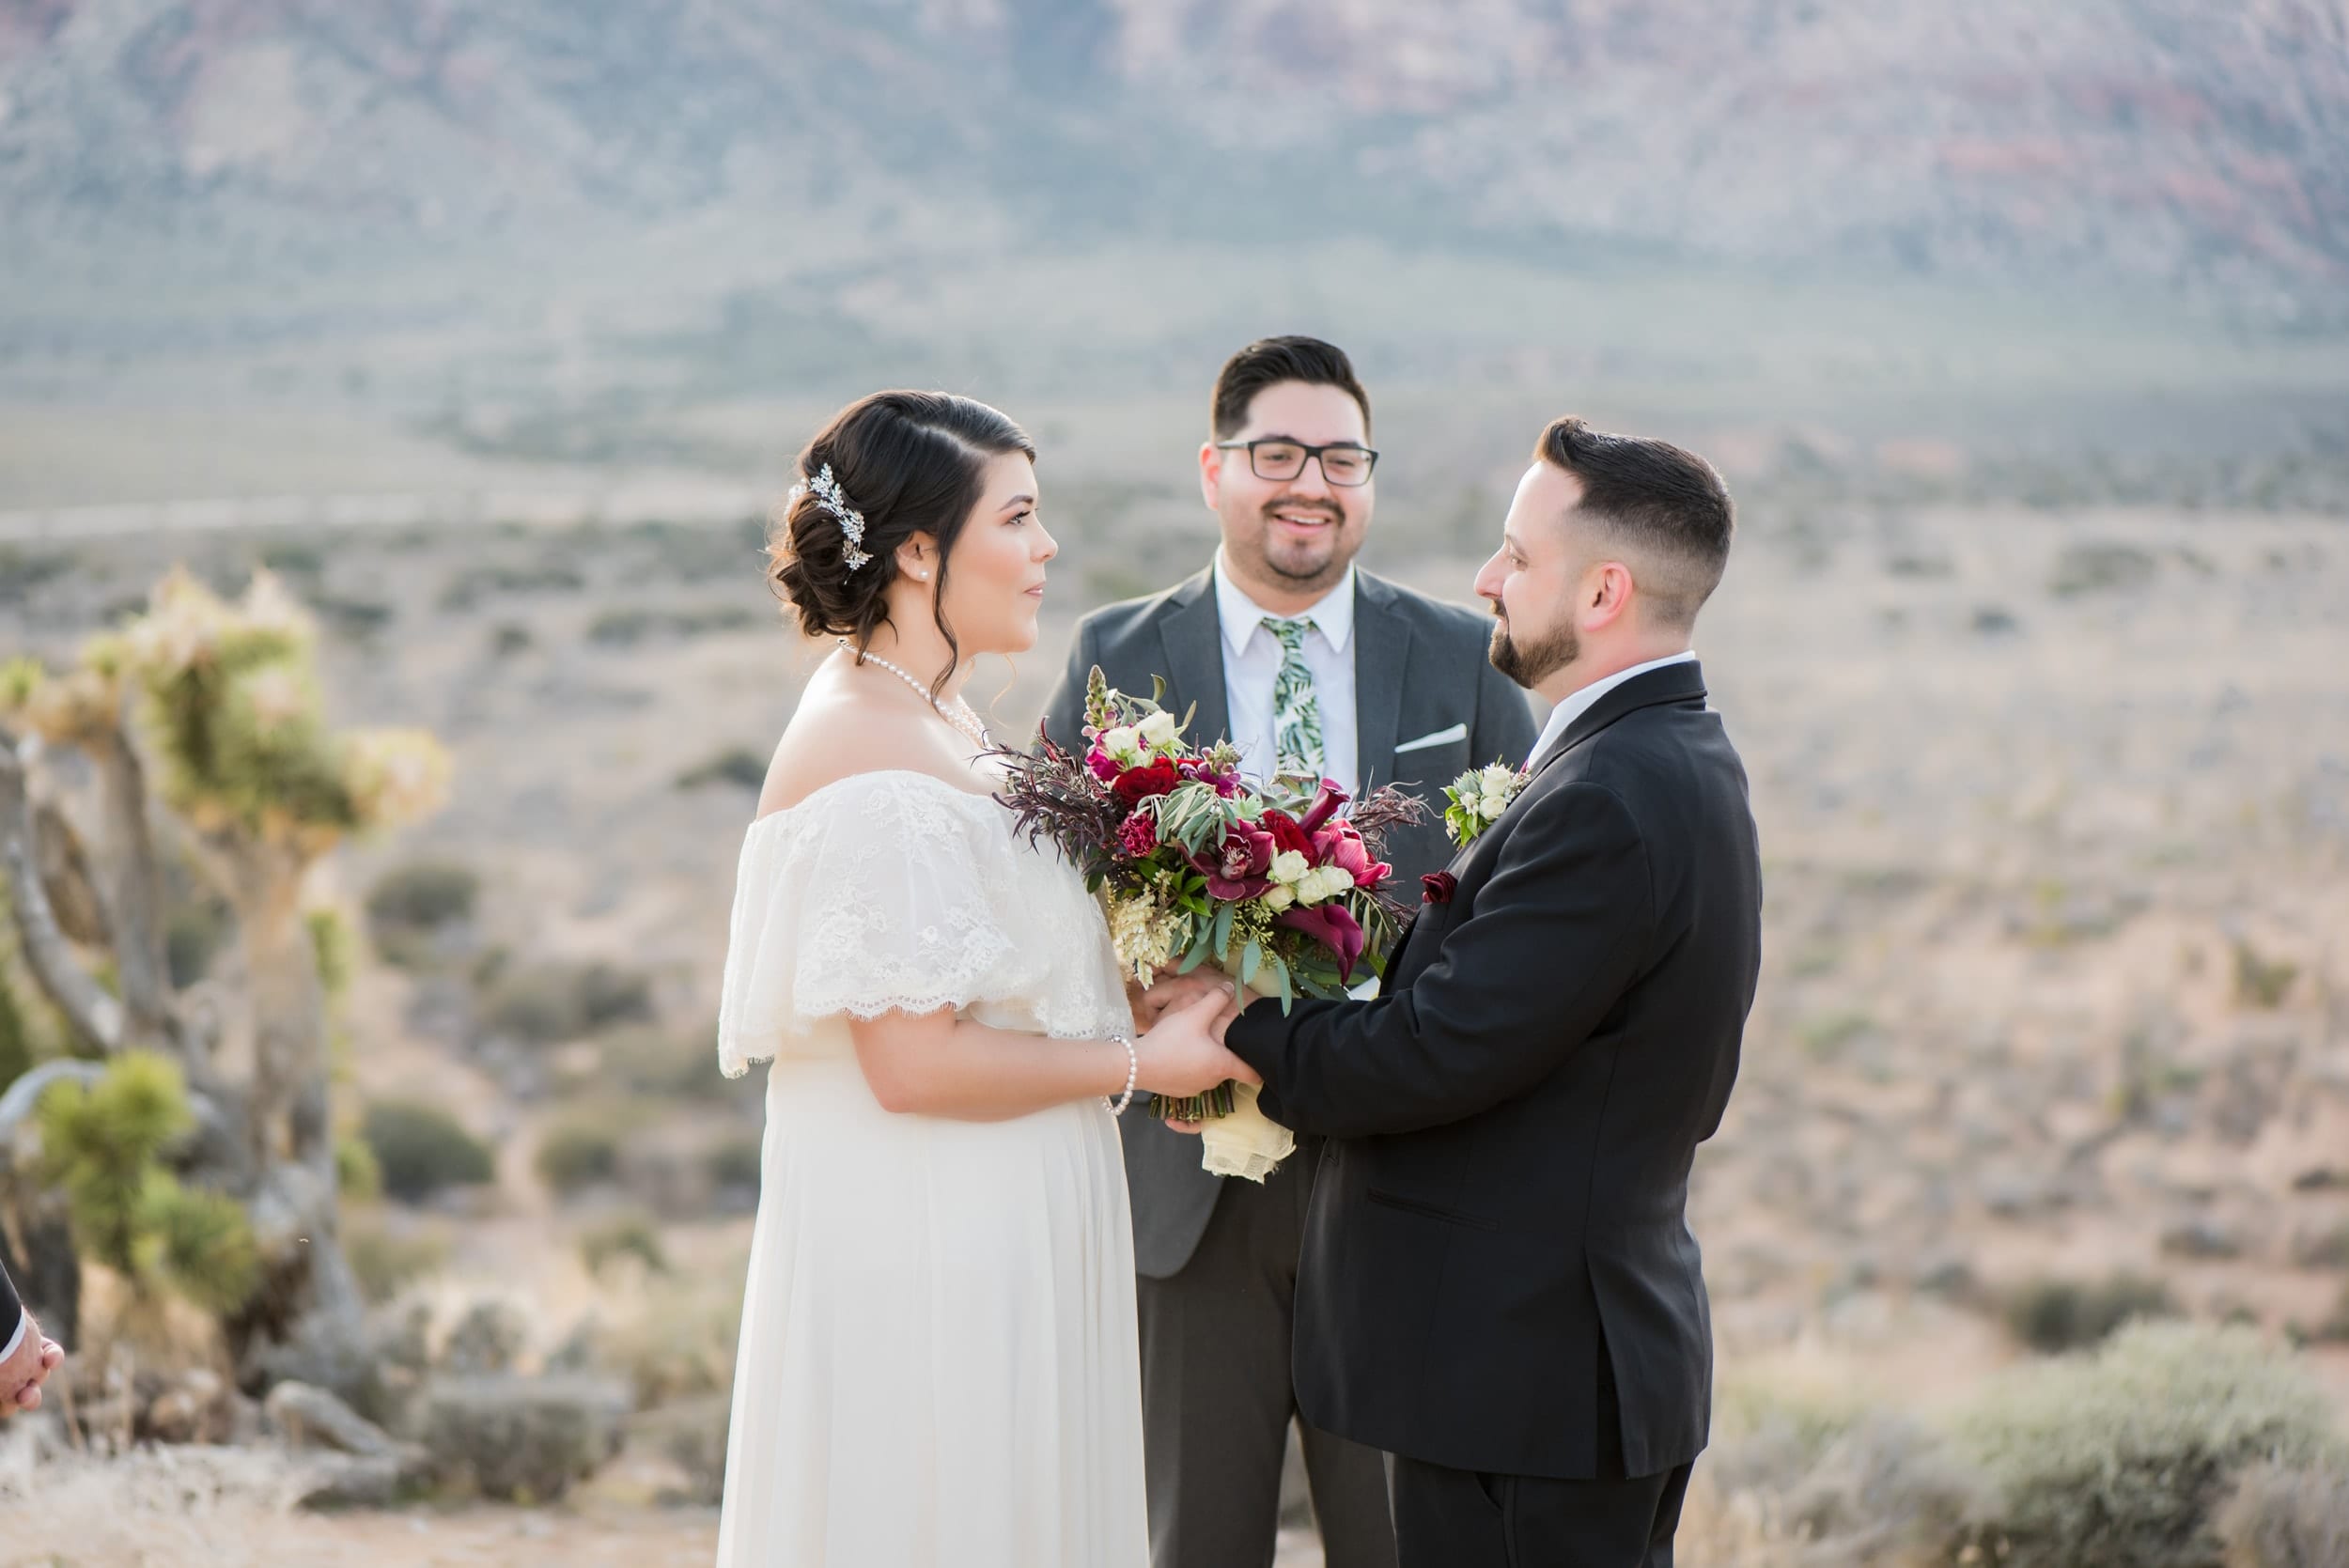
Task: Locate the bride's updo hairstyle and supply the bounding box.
[769,391,1037,678]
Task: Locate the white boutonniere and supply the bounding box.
[1442,760,1529,848]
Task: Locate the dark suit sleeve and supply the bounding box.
[1474,655,1540,769]
[1036,617,1096,755]
[1228,782,1652,1138]
[0,1255,23,1346]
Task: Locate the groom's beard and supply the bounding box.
[1488,612,1578,689]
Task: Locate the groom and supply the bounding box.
[1042,335,1535,1568]
[1154,415,1761,1567]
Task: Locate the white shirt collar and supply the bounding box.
[1213,551,1357,659]
[1527,650,1699,770]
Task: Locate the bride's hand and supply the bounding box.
[1133,991,1260,1100]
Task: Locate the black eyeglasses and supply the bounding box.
[1214,439,1379,487]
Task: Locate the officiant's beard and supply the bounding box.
[1489,613,1578,689]
[1242,497,1356,595]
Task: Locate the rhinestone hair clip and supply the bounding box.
[790,463,872,571]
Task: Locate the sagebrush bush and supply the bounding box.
[706,1136,762,1193]
[2002,1270,2177,1353]
[362,1100,495,1203]
[1955,1322,2342,1568]
[536,1114,622,1196]
[580,1214,669,1279]
[482,959,654,1044]
[344,1215,450,1304]
[2218,1461,2349,1568]
[366,861,480,932]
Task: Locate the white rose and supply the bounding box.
[1480,763,1517,796]
[1138,711,1179,748]
[1262,884,1297,912]
[1480,789,1512,820]
[1098,724,1143,763]
[1269,849,1311,886]
[1298,865,1351,906]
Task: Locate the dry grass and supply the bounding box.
[0,1444,723,1568]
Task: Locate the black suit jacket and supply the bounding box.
[1,1256,21,1340]
[1040,566,1537,1278]
[1225,660,1762,1480]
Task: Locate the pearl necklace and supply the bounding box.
[840,639,991,749]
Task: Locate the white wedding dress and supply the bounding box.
[712,768,1149,1567]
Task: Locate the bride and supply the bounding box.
[712,390,1250,1566]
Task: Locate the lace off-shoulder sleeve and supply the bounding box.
[716,771,1086,1078]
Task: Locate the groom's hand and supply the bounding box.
[1137,969,1226,1027]
[0,1316,63,1417]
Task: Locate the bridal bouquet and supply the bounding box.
[996,669,1422,1180]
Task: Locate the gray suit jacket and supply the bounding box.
[1040,565,1538,1278]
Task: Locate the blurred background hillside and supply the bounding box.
[2,3,2347,1565]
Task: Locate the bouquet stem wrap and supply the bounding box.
[1194,1080,1294,1182]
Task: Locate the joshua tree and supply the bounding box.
[0,567,449,1387]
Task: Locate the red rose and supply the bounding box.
[1421,871,1457,905]
[1261,809,1315,861]
[1111,758,1181,806]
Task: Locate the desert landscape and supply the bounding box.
[5,1,2349,1564]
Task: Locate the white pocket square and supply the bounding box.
[1393,722,1468,753]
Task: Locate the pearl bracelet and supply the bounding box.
[1105,1033,1138,1116]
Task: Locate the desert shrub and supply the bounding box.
[2218,1461,2349,1568]
[1954,1322,2342,1568]
[482,959,654,1043]
[586,605,759,645]
[345,1216,451,1304]
[2288,1223,2349,1269]
[366,862,480,932]
[363,1101,495,1203]
[675,746,767,791]
[706,1137,762,1194]
[441,1300,530,1375]
[1780,1413,1984,1565]
[2050,542,2158,597]
[598,1024,728,1101]
[581,1213,670,1279]
[632,1395,732,1505]
[2002,1271,2177,1354]
[536,1114,622,1196]
[419,1374,628,1503]
[438,563,586,611]
[2232,940,2299,1010]
[603,1281,740,1408]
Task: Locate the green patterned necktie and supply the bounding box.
[1262,616,1325,781]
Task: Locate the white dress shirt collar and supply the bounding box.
[1527,650,1699,771]
[1212,551,1357,659]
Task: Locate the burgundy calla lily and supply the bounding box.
[1276,902,1366,982]
[1297,780,1348,835]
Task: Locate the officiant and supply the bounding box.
[1041,335,1536,1568]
